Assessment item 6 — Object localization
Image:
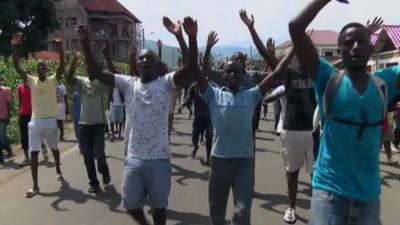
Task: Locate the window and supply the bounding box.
[324,51,333,57]
[65,17,77,28]
[386,62,399,68]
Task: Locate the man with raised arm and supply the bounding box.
[11,33,64,198]
[187,17,299,224]
[289,0,400,224]
[264,46,317,223]
[77,15,196,224]
[67,51,111,194]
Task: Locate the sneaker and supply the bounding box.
[88,186,101,193]
[283,207,297,224]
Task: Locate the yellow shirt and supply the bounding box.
[27,75,58,119]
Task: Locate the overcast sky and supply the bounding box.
[119,0,398,47]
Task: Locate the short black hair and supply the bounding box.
[338,22,369,45]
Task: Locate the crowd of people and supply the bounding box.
[1,0,400,224]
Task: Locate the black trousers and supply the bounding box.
[19,115,31,150]
[192,117,213,159]
[79,124,110,187]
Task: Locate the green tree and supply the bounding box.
[0,0,59,56]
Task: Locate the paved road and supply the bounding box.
[0,111,399,225]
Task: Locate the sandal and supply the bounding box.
[25,189,40,198]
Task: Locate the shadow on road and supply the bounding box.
[255,136,275,142]
[106,155,125,162]
[40,179,124,213]
[254,191,310,224]
[380,169,400,187]
[172,164,209,185]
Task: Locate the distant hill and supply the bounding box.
[144,40,263,69]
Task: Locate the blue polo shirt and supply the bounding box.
[313,59,399,201]
[201,84,263,158]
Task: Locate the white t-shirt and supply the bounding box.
[112,88,123,106]
[114,73,176,159]
[56,84,67,120]
[271,85,287,133]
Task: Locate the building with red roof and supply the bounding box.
[48,0,142,62]
[276,30,340,62]
[368,25,400,72]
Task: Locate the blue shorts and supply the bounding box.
[309,190,381,225]
[121,158,171,209]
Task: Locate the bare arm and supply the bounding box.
[183,17,208,93]
[67,53,79,87]
[202,31,219,72]
[239,10,279,70]
[77,25,115,87]
[288,0,333,80]
[259,48,295,96]
[102,42,120,74]
[265,90,285,103]
[11,34,28,82]
[128,46,139,76]
[163,17,189,64]
[55,41,65,82]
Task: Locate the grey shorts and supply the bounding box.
[121,158,171,209]
[110,105,124,123]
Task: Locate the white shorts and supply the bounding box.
[28,118,59,152]
[280,130,314,173]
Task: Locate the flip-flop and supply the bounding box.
[25,189,40,198]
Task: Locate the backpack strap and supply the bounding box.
[323,70,345,120]
[370,75,387,117]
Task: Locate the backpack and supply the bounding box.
[322,70,388,139]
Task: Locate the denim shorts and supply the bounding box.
[121,157,171,210]
[309,190,381,225]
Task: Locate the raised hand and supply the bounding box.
[366,17,384,34]
[11,33,23,46]
[163,16,182,36]
[239,9,254,27]
[207,31,219,48]
[266,38,275,54]
[77,25,89,44]
[182,17,198,38]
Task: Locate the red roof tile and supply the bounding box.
[309,30,339,45]
[384,25,400,49]
[78,0,141,23]
[33,51,60,61]
[371,33,379,46]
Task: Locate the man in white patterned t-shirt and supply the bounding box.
[77,17,198,225]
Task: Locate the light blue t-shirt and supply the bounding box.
[201,84,263,158]
[313,59,399,201]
